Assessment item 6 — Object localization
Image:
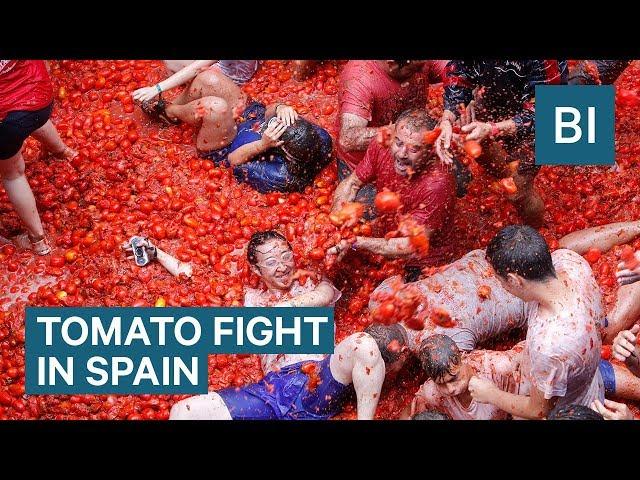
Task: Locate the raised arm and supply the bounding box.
[338,113,382,153]
[132,60,217,102]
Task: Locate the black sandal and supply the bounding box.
[138,93,180,126]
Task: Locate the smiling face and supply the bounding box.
[251,238,296,290]
[390,120,433,177]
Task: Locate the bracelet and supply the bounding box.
[155,84,162,94]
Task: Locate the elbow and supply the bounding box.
[338,132,355,152]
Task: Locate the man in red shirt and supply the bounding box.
[0,60,76,255]
[335,60,451,217]
[328,108,456,278]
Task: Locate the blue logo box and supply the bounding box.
[25,307,334,394]
[535,85,615,166]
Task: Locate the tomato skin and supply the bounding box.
[463,140,482,158]
[374,190,402,213]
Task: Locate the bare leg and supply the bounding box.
[163,60,196,73]
[165,97,237,152]
[611,362,640,401]
[31,120,77,159]
[173,67,245,110]
[559,221,640,254]
[604,286,640,343]
[0,152,45,239]
[169,392,233,420]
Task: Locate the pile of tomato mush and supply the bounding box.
[1,60,639,420]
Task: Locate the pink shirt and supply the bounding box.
[337,60,448,169]
[519,249,605,409]
[415,345,523,420]
[370,250,528,351]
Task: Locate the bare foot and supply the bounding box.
[51,145,78,161]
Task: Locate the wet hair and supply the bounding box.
[246,231,291,266]
[262,117,330,167]
[485,225,557,281]
[395,109,437,134]
[418,334,461,382]
[548,404,604,420]
[411,410,452,421]
[363,323,409,365]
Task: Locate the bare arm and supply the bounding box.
[338,113,380,153]
[354,236,415,258]
[559,220,640,254]
[352,338,386,420]
[274,281,337,308]
[331,172,364,212]
[227,138,271,166]
[469,376,552,420]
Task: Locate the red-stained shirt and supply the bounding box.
[0,60,53,121]
[355,139,456,267]
[336,60,447,169]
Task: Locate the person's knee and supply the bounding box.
[199,97,230,118]
[0,155,25,181]
[169,392,232,420]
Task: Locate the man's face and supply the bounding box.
[433,361,471,397]
[391,121,432,177]
[252,239,296,290]
[386,60,424,81]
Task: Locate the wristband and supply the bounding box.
[155,84,162,94]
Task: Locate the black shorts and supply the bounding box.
[0,102,53,160]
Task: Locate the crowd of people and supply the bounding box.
[2,59,639,420]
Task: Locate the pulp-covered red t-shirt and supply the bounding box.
[355,139,455,266]
[0,60,53,121]
[336,60,447,169]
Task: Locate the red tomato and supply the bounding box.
[463,140,482,159]
[374,190,402,213]
[50,255,66,268]
[584,248,602,264]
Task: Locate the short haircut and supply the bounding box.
[418,334,460,382]
[395,108,437,134]
[486,225,557,281]
[411,410,452,421]
[548,404,604,420]
[246,231,291,266]
[364,323,409,365]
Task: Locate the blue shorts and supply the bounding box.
[217,356,354,420]
[599,359,616,396]
[202,102,332,193]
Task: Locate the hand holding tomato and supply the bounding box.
[132,86,160,103]
[326,239,352,263]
